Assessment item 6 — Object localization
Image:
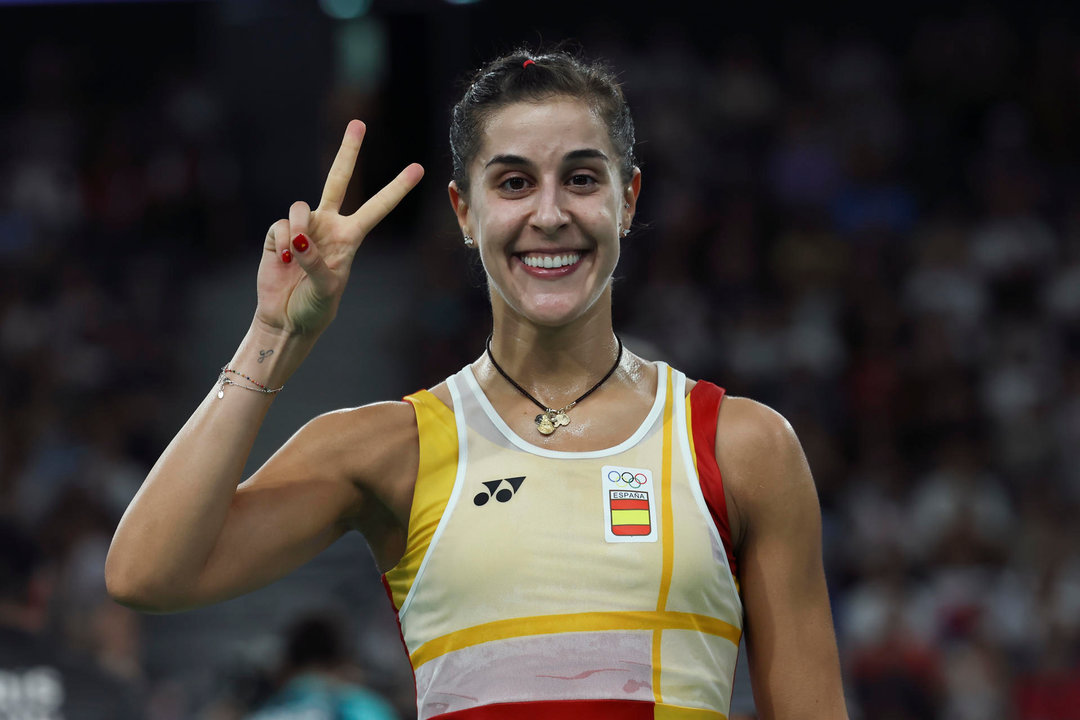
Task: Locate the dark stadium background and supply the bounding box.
[2,1,1080,717]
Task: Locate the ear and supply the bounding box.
[623,167,642,227]
[448,180,470,237]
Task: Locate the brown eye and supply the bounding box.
[569,174,597,188]
[500,176,529,192]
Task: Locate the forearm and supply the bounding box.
[105,321,315,610]
[106,120,423,612]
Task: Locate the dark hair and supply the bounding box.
[449,48,636,194]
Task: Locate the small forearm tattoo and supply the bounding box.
[258,349,274,363]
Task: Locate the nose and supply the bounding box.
[530,182,569,236]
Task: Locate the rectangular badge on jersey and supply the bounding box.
[602,465,657,543]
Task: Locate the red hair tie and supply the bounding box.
[522,59,535,68]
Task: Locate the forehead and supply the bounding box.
[476,98,615,168]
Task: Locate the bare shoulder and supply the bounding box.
[427,380,453,410]
[715,396,801,464]
[713,396,815,545]
[280,399,420,519]
[307,399,418,454]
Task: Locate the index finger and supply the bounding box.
[349,161,425,240]
[349,162,425,237]
[317,120,366,213]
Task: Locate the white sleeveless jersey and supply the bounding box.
[383,363,742,720]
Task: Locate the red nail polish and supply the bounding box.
[281,249,293,264]
[292,233,309,252]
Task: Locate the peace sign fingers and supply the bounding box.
[315,120,425,258]
[252,120,424,340]
[317,120,366,214]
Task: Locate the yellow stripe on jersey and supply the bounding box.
[385,390,458,610]
[655,705,728,720]
[611,509,651,525]
[653,368,676,703]
[685,395,697,474]
[409,609,741,668]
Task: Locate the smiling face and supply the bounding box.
[450,97,640,329]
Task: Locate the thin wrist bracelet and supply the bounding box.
[216,366,284,399]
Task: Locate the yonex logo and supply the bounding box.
[607,469,649,489]
[473,476,526,506]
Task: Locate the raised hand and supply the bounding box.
[254,120,424,337]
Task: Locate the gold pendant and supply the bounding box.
[554,412,570,427]
[536,413,556,435]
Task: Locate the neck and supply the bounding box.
[486,293,621,402]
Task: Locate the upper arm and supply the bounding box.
[715,397,848,719]
[194,401,418,606]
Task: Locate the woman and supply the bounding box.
[106,50,848,719]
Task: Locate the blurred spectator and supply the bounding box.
[1013,633,1080,720]
[0,516,142,719]
[243,612,398,720]
[846,582,944,720]
[907,435,1013,566]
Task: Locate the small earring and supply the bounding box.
[463,235,475,247]
[624,202,630,209]
[621,228,630,237]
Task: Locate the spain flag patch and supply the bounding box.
[602,465,658,543]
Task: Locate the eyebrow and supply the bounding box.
[484,148,610,170]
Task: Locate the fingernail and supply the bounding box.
[281,249,293,264]
[292,233,309,252]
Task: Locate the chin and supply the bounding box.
[519,307,582,328]
[515,293,598,328]
[490,276,612,328]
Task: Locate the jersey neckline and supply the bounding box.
[460,361,671,459]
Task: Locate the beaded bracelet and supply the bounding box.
[216,366,284,399]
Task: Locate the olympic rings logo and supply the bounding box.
[607,470,649,488]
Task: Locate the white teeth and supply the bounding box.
[522,253,581,269]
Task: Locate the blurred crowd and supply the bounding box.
[2,3,1079,719]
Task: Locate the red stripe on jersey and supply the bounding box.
[380,574,417,700]
[380,574,398,613]
[689,381,738,578]
[610,498,650,510]
[432,699,656,719]
[612,524,652,536]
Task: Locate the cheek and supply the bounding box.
[587,203,621,240]
[476,219,515,255]
[471,200,520,243]
[478,244,500,274]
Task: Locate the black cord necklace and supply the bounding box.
[486,334,624,436]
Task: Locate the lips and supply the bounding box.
[514,250,587,277]
[519,252,582,269]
